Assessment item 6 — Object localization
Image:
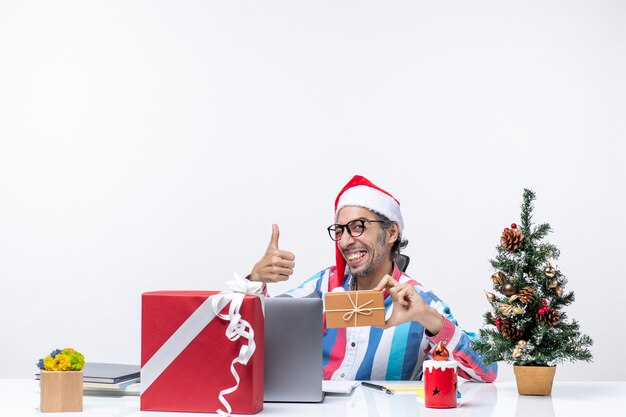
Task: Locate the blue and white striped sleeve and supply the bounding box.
[279,268,330,299]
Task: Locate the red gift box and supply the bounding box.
[140,291,264,414]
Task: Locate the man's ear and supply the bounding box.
[387,222,399,244]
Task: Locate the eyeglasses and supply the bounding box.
[327,219,386,241]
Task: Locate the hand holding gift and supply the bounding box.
[373,274,444,334]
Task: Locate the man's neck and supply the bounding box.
[354,259,394,291]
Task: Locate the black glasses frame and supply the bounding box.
[327,219,386,241]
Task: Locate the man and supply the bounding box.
[249,175,497,382]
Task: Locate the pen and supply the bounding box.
[361,382,395,395]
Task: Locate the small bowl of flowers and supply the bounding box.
[37,348,85,413]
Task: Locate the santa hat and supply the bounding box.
[329,175,404,290]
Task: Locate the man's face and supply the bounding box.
[336,206,390,280]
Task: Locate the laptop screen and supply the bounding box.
[263,297,324,403]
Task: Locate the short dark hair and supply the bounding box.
[371,210,409,260]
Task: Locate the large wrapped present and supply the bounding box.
[141,279,264,414]
[324,290,385,328]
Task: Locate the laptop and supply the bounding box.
[264,297,324,403]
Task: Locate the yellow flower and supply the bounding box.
[43,356,55,371]
[52,354,71,371]
[38,347,85,371]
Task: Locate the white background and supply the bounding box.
[1,1,624,382]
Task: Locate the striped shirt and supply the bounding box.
[281,264,497,382]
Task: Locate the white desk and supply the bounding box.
[1,379,625,417]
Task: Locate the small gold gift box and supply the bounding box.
[324,290,386,328]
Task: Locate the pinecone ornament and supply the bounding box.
[501,228,524,251]
[500,319,523,340]
[536,309,561,327]
[517,286,535,304]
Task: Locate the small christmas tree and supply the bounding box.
[473,189,593,367]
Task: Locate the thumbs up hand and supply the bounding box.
[249,224,296,283]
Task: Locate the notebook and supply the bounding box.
[264,297,324,403]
